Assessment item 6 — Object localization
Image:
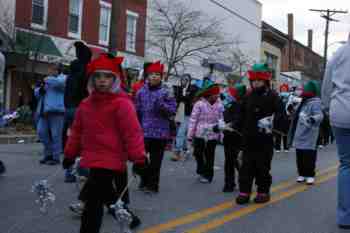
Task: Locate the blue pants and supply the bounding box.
[174,117,189,153]
[37,113,64,161]
[333,127,350,226]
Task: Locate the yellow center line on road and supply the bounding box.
[139,165,338,233]
[185,171,338,233]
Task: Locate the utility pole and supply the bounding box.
[109,0,122,55]
[309,9,348,71]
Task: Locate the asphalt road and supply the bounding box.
[0,143,342,233]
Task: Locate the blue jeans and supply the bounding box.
[37,113,64,161]
[174,117,189,153]
[333,127,350,225]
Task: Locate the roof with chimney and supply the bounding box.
[262,21,323,60]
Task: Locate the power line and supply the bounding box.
[309,8,348,71]
[209,0,261,30]
[208,0,288,42]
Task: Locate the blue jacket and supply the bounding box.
[35,74,66,115]
[289,97,323,150]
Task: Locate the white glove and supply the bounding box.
[299,112,311,127]
[258,116,273,134]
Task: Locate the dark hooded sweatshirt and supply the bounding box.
[64,43,92,109]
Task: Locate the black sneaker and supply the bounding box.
[254,193,270,204]
[46,159,60,166]
[130,214,141,229]
[64,175,77,183]
[39,156,53,164]
[236,194,250,205]
[143,186,159,194]
[0,160,6,174]
[338,225,350,229]
[222,184,235,193]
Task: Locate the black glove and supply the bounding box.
[220,93,225,101]
[0,160,6,174]
[132,162,147,177]
[39,87,46,96]
[159,107,172,119]
[213,125,220,133]
[307,117,316,125]
[62,158,75,170]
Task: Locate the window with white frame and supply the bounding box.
[126,10,138,52]
[99,1,111,45]
[31,0,48,30]
[69,0,83,38]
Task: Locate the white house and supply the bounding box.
[146,0,262,84]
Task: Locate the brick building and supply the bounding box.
[281,14,324,81]
[0,0,147,110]
[261,21,287,89]
[262,14,324,90]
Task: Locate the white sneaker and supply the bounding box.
[306,177,315,185]
[284,150,290,153]
[199,177,210,183]
[69,202,84,216]
[275,150,281,153]
[296,176,305,183]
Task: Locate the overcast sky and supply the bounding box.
[259,0,349,57]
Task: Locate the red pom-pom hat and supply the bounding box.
[87,53,124,78]
[145,61,165,74]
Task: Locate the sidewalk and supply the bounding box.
[0,134,37,144]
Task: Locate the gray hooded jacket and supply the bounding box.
[322,38,350,129]
[289,97,323,150]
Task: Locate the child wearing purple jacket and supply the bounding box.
[136,61,177,193]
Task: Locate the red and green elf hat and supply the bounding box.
[302,80,320,98]
[248,63,272,81]
[196,81,221,98]
[228,84,247,101]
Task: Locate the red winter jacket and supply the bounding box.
[64,91,145,172]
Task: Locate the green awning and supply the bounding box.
[15,30,62,57]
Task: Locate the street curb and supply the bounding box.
[0,135,38,144]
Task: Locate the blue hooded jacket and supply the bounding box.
[35,74,66,115]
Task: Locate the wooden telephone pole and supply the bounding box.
[309,9,348,71]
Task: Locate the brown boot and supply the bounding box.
[254,193,270,204]
[171,153,182,161]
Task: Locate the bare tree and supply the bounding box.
[227,48,252,77]
[147,0,228,77]
[0,1,16,50]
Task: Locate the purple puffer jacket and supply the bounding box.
[136,84,177,139]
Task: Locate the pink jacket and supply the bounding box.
[188,98,224,141]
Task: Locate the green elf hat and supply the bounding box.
[248,63,272,81]
[302,80,320,97]
[196,81,221,98]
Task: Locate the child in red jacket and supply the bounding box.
[63,54,146,233]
